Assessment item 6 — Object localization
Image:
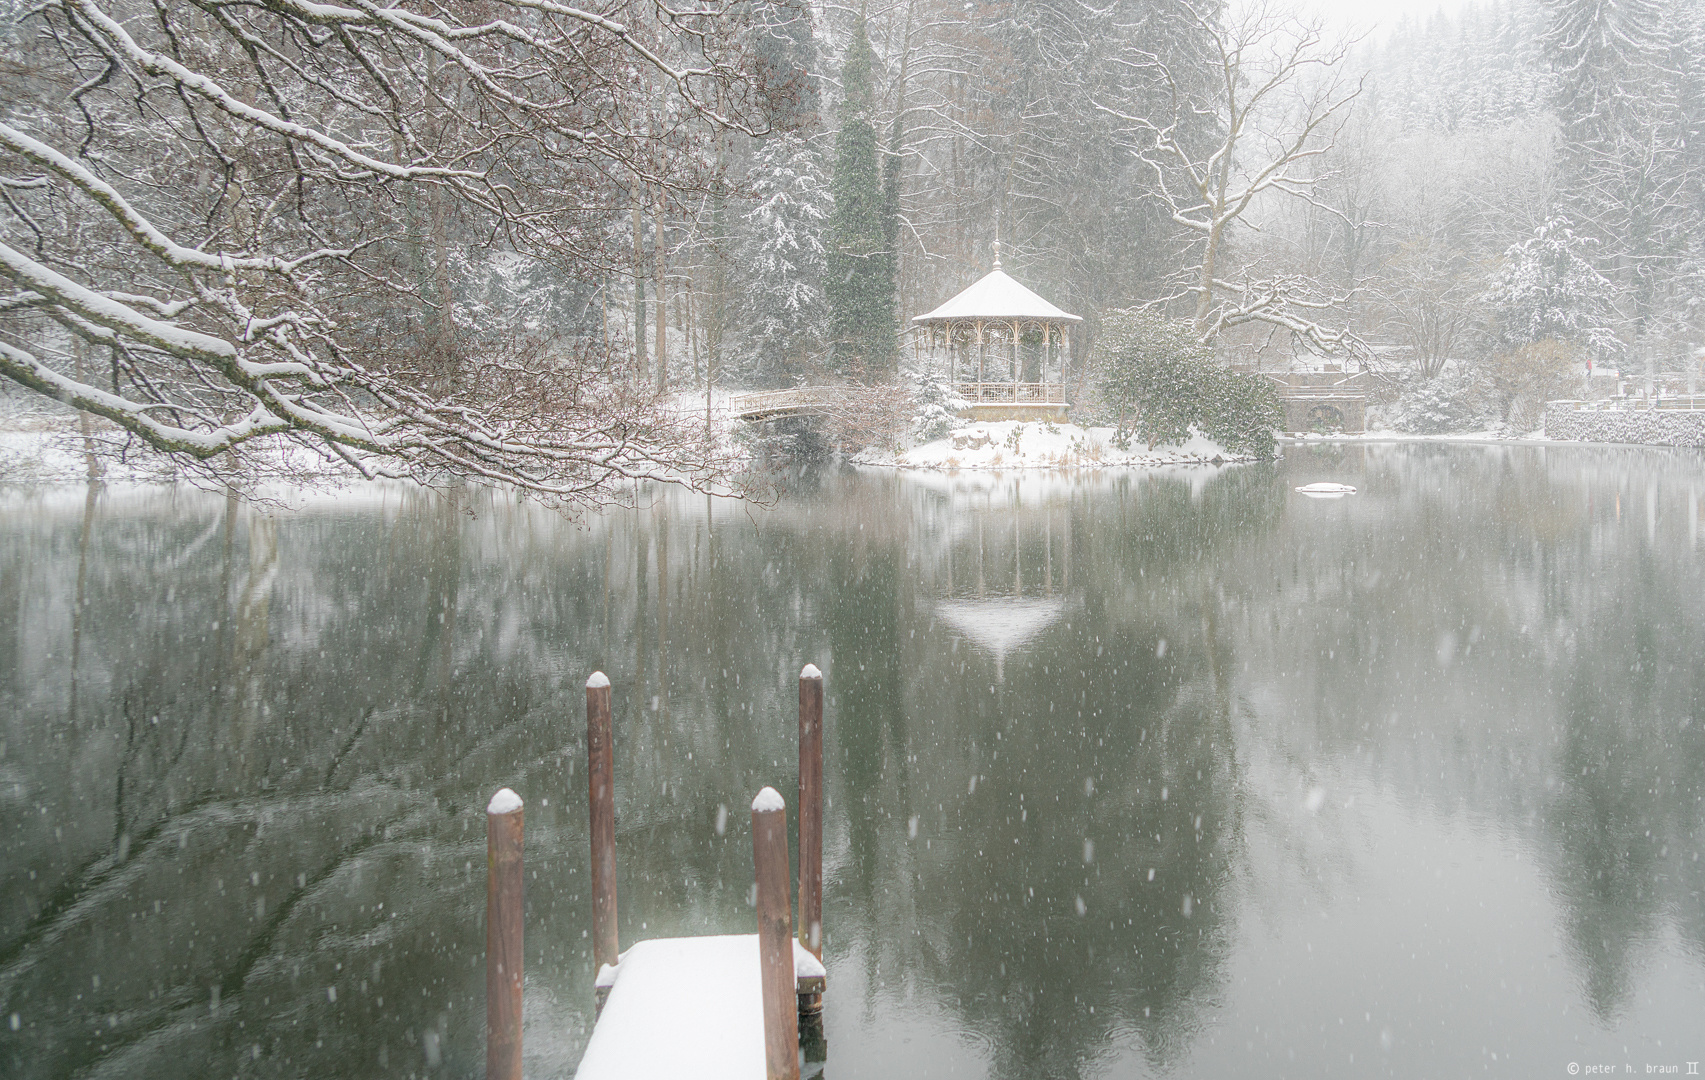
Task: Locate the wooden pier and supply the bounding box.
[575,933,825,1079]
[479,664,830,1080]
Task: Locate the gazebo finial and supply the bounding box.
[992,209,1002,269]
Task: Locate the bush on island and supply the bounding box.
[1092,310,1282,457]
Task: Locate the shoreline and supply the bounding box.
[8,415,1704,489]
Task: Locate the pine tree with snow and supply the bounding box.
[1485,217,1618,359]
[735,135,833,385]
[1542,0,1670,150]
[1541,0,1700,376]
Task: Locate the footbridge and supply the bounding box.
[730,387,842,422]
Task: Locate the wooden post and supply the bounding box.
[797,664,824,961]
[586,672,619,981]
[486,788,524,1080]
[751,788,800,1080]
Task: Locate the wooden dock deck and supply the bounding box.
[575,935,825,1079]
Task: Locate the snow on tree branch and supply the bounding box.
[0,0,783,507]
[1095,0,1366,354]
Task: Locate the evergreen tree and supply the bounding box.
[825,17,899,378]
[735,135,833,385]
[1485,217,1618,357]
[1542,0,1669,150]
[1540,0,1697,375]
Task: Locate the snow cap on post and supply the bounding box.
[800,663,822,680]
[586,671,610,689]
[487,788,523,815]
[752,787,786,814]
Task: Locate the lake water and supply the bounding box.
[3,443,1703,1079]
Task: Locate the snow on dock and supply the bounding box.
[574,936,826,1079]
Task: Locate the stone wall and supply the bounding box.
[1280,395,1367,434]
[1544,401,1705,447]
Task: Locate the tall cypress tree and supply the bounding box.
[826,17,898,378]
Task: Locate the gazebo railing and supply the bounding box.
[957,382,1066,404]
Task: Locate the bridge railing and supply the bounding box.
[730,388,838,418]
[734,382,1068,419]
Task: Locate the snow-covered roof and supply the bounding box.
[912,268,1082,324]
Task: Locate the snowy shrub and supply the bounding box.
[1093,311,1283,457]
[823,381,913,455]
[1387,365,1490,434]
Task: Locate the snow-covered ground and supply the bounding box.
[1,390,751,490]
[857,420,1251,470]
[0,416,366,485]
[1,417,186,483]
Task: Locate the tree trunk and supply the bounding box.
[632,201,647,384]
[654,194,668,394]
[1194,222,1220,336]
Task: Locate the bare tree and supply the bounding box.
[1097,1,1363,353]
[1378,237,1480,379]
[0,0,779,508]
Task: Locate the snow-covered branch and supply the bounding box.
[1098,0,1364,351]
[0,0,779,507]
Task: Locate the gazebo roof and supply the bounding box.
[912,268,1082,325]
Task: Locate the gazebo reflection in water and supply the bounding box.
[910,240,1082,423]
[924,474,1076,682]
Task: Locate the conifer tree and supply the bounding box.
[825,17,899,378]
[1541,0,1696,375]
[736,136,832,384]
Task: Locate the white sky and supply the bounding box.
[1288,0,1469,41]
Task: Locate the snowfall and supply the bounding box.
[857,420,1251,470]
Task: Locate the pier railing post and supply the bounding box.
[796,664,824,969]
[751,787,800,1080]
[586,672,619,992]
[485,788,524,1080]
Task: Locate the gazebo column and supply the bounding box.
[1043,322,1057,394]
[1008,320,1016,400]
[1062,325,1071,398]
[1040,324,1050,400]
[975,320,984,398]
[1050,325,1058,401]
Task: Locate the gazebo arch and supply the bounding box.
[910,241,1082,422]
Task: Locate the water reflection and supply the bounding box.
[1,446,1703,1079]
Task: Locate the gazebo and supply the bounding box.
[911,241,1081,421]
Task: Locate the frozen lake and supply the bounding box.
[3,443,1703,1078]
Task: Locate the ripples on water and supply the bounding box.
[2,443,1703,1079]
